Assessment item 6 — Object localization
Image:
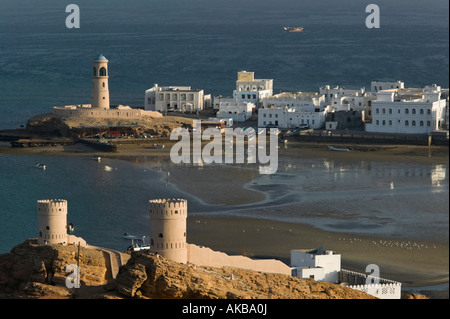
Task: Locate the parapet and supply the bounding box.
[149,198,187,217]
[37,199,68,214]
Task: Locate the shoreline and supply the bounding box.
[0,140,448,297]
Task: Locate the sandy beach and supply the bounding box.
[1,138,448,298]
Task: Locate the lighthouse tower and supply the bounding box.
[149,199,188,263]
[37,199,68,245]
[91,54,110,109]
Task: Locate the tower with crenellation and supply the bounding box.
[37,199,68,245]
[149,198,188,264]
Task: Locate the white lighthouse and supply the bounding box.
[91,54,110,109]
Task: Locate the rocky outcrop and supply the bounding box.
[25,112,193,138]
[0,239,108,298]
[0,240,428,299]
[105,252,376,299]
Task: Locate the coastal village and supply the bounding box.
[0,54,447,300]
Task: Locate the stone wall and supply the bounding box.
[187,244,291,275]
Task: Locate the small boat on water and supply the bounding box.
[123,233,139,240]
[328,145,350,152]
[93,155,101,162]
[284,26,304,32]
[151,144,165,149]
[104,165,113,171]
[36,163,46,170]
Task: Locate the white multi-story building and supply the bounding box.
[261,92,324,110]
[319,85,365,106]
[258,105,331,129]
[291,247,402,299]
[291,248,341,283]
[145,84,210,113]
[370,80,405,92]
[216,101,255,122]
[365,84,446,134]
[214,71,273,109]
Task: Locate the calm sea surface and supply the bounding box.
[0,0,448,253]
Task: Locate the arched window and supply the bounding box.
[405,109,409,114]
[405,120,409,126]
[420,109,424,115]
[412,120,416,126]
[99,67,107,76]
[102,82,105,88]
[159,233,163,238]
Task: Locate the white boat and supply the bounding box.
[104,165,113,171]
[328,146,350,152]
[93,156,101,162]
[36,163,46,170]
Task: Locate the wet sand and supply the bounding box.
[1,139,448,297]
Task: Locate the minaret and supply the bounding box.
[91,54,110,109]
[37,199,68,245]
[149,199,188,263]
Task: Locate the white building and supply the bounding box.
[291,247,402,299]
[261,92,324,110]
[145,84,210,113]
[319,85,365,106]
[214,71,273,109]
[216,101,255,122]
[370,80,405,93]
[291,248,341,283]
[258,105,330,129]
[365,84,446,134]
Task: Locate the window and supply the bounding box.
[420,121,424,126]
[253,94,256,99]
[405,109,409,114]
[405,120,409,126]
[159,233,163,238]
[242,94,245,99]
[420,109,424,115]
[382,108,386,114]
[389,109,392,114]
[99,67,107,76]
[376,120,379,125]
[412,120,416,126]
[427,109,431,115]
[389,120,392,125]
[382,120,386,125]
[263,113,266,118]
[412,109,416,114]
[427,121,431,126]
[376,108,379,114]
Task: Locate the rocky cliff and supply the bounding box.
[0,240,426,299]
[25,112,193,138]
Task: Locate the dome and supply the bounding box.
[94,54,108,61]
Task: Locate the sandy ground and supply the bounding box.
[1,138,448,298]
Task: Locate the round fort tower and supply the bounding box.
[149,198,188,263]
[37,199,68,245]
[91,54,110,109]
